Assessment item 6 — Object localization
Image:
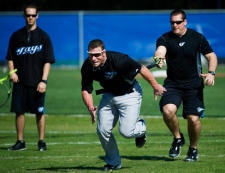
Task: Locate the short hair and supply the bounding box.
[23,2,38,14]
[88,39,105,51]
[170,9,186,20]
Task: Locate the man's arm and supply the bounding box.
[139,65,166,100]
[42,63,51,81]
[154,46,167,68]
[201,52,218,86]
[8,60,19,83]
[82,90,97,124]
[205,52,218,73]
[37,63,51,93]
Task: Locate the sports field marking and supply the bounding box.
[2,154,224,160]
[1,139,225,147]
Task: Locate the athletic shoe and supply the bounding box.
[102,163,122,171]
[135,119,147,148]
[38,140,47,151]
[184,147,198,161]
[169,133,186,158]
[8,140,26,151]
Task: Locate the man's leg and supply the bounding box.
[16,113,25,141]
[36,114,47,151]
[97,93,121,167]
[162,104,185,158]
[162,104,181,138]
[184,115,201,161]
[187,115,201,148]
[36,114,46,140]
[8,113,26,151]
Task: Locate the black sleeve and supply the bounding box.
[43,33,55,64]
[200,35,214,55]
[156,35,168,48]
[81,59,94,94]
[5,34,14,61]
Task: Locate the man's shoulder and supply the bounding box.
[35,27,50,37]
[162,31,173,37]
[186,28,202,36]
[11,27,26,37]
[106,51,128,58]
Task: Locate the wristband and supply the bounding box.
[208,71,215,76]
[40,79,48,84]
[9,69,17,75]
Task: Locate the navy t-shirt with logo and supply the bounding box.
[6,26,55,86]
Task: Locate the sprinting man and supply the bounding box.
[81,39,166,171]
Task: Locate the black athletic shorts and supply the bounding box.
[11,83,46,115]
[159,86,204,119]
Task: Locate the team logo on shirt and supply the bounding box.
[104,71,117,80]
[179,42,185,47]
[16,45,43,55]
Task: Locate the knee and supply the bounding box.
[187,115,200,125]
[162,104,177,119]
[97,124,111,138]
[119,127,132,139]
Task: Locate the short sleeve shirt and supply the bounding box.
[81,51,142,95]
[156,28,213,88]
[6,26,55,86]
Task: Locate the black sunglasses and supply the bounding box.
[25,14,37,18]
[170,20,183,25]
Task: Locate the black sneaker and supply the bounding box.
[8,140,26,151]
[169,133,186,158]
[184,147,198,161]
[135,119,147,148]
[102,163,122,171]
[38,140,47,151]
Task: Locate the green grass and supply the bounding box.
[0,65,224,172]
[0,115,225,173]
[0,65,224,116]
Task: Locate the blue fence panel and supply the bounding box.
[0,11,225,66]
[83,13,170,60]
[83,12,225,61]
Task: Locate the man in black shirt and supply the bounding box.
[81,39,166,170]
[6,3,55,151]
[154,9,218,161]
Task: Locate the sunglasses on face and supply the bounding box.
[87,50,105,56]
[25,14,37,18]
[170,20,184,25]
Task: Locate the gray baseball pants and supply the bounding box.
[97,81,146,166]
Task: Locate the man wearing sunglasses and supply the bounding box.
[154,9,218,161]
[81,39,166,171]
[6,3,55,151]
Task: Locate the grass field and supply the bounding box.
[0,65,224,116]
[0,115,225,173]
[0,65,225,172]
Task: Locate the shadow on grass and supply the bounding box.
[120,155,175,162]
[27,166,102,171]
[0,147,8,150]
[27,156,175,172]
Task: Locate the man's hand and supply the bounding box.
[10,72,19,83]
[153,84,167,100]
[88,106,97,124]
[201,73,215,86]
[152,56,166,68]
[37,82,47,93]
